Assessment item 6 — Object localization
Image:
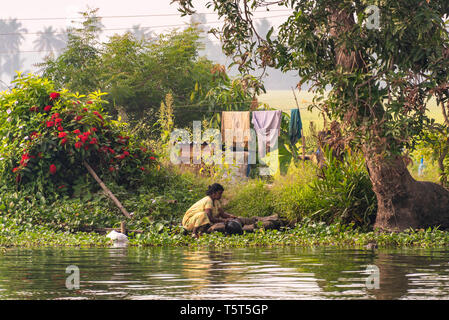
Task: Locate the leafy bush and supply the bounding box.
[273,149,376,227]
[0,74,158,196]
[306,149,377,227]
[0,164,210,233]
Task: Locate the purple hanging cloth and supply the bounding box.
[251,110,282,162]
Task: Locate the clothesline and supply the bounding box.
[173,106,309,112]
[167,98,312,110]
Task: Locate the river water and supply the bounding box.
[1,247,449,300]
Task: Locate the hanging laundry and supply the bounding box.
[221,111,251,148]
[251,110,282,168]
[289,108,302,145]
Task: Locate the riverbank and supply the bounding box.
[2,216,449,249]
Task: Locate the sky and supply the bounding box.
[0,0,297,89]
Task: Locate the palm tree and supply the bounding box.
[129,24,154,41]
[0,18,27,53]
[33,26,66,54]
[0,18,27,83]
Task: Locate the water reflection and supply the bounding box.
[1,247,449,299]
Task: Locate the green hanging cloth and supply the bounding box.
[289,108,302,145]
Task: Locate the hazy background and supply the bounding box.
[0,0,299,91]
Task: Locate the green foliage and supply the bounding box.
[268,151,377,228]
[417,123,449,187]
[4,212,449,248]
[0,163,209,233]
[38,8,102,95]
[40,11,219,127]
[191,65,265,128]
[306,149,377,227]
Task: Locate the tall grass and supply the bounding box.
[224,150,377,228]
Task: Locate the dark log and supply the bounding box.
[207,214,284,234]
[207,222,226,233]
[242,224,255,233]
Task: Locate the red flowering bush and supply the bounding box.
[0,74,159,196]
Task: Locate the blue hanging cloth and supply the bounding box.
[289,109,302,145]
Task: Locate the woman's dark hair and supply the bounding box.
[206,183,224,196]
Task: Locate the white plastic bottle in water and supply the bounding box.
[418,157,425,176]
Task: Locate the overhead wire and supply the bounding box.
[0,13,289,55]
[0,9,292,22]
[0,14,290,37]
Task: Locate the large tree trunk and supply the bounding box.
[366,155,449,232]
[329,6,449,232]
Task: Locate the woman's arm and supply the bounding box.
[206,209,226,224]
[218,208,236,219]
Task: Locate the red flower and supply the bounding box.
[75,115,83,121]
[50,92,60,100]
[19,153,31,166]
[55,118,62,124]
[49,164,57,175]
[73,129,81,134]
[51,113,60,119]
[58,132,67,138]
[46,121,55,127]
[78,135,88,143]
[91,127,97,132]
[83,131,91,137]
[58,185,65,189]
[84,145,89,150]
[108,148,115,154]
[86,101,93,104]
[44,105,52,112]
[57,126,64,131]
[140,167,145,171]
[12,167,20,173]
[61,138,67,145]
[83,108,88,112]
[109,167,115,172]
[75,141,83,149]
[123,151,130,156]
[150,156,156,160]
[89,138,98,145]
[29,106,39,112]
[93,111,103,120]
[117,154,126,160]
